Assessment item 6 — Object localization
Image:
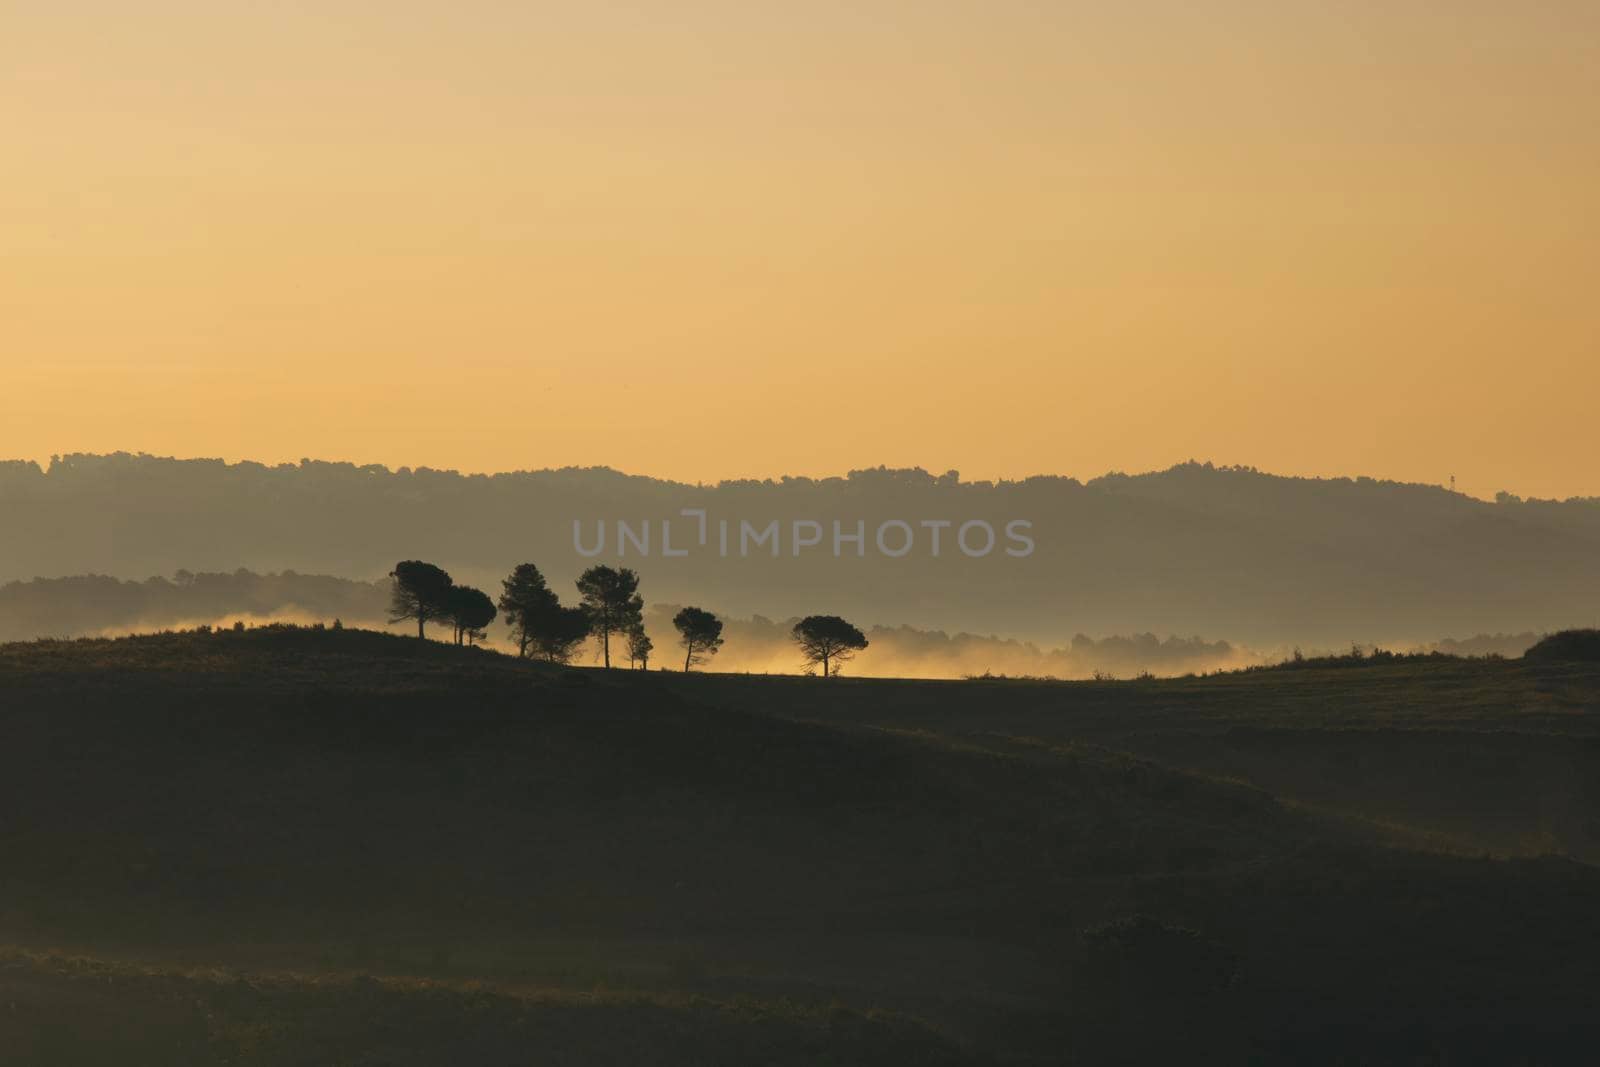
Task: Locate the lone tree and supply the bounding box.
[389,560,454,639]
[672,606,725,672]
[791,615,868,678]
[447,585,497,646]
[575,565,642,668]
[499,563,559,658]
[626,623,653,670]
[529,605,592,664]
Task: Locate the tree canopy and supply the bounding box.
[528,604,592,664]
[672,607,724,672]
[446,585,496,646]
[791,615,868,677]
[498,563,559,658]
[388,560,454,639]
[499,562,592,662]
[626,623,653,670]
[576,565,643,668]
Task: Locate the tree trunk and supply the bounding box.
[822,653,830,678]
[417,618,425,640]
[684,643,693,672]
[602,626,610,668]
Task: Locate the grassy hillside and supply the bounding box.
[0,948,967,1067]
[3,627,1600,1063]
[677,656,1600,860]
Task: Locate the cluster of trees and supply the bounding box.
[388,561,496,646]
[389,560,868,675]
[500,563,592,663]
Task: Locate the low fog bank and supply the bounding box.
[0,571,397,644]
[0,571,1547,680]
[636,604,1259,678]
[635,607,1542,679]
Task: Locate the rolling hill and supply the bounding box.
[3,627,1600,1062]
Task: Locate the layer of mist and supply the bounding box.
[0,570,1545,679]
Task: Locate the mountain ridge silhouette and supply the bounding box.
[4,453,1597,645]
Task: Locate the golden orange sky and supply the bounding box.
[4,2,1598,497]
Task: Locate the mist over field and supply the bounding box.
[4,454,1598,654]
[0,569,1249,678]
[0,569,1546,679]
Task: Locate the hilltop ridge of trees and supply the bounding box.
[0,567,1561,677]
[10,451,1600,504]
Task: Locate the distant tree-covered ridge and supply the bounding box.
[3,453,1598,645]
[0,569,390,642]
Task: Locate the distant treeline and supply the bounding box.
[1422,633,1544,658]
[0,570,389,642]
[4,453,1599,646]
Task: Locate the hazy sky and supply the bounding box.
[5,2,1597,497]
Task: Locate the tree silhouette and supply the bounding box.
[791,615,868,677]
[575,565,642,669]
[446,585,496,646]
[498,563,559,658]
[626,623,653,670]
[501,562,592,663]
[389,560,453,639]
[672,606,724,672]
[529,605,591,664]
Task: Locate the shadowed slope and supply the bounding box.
[4,628,1600,1063]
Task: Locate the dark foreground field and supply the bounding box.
[3,629,1600,1064]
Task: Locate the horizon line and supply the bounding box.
[7,449,1584,502]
